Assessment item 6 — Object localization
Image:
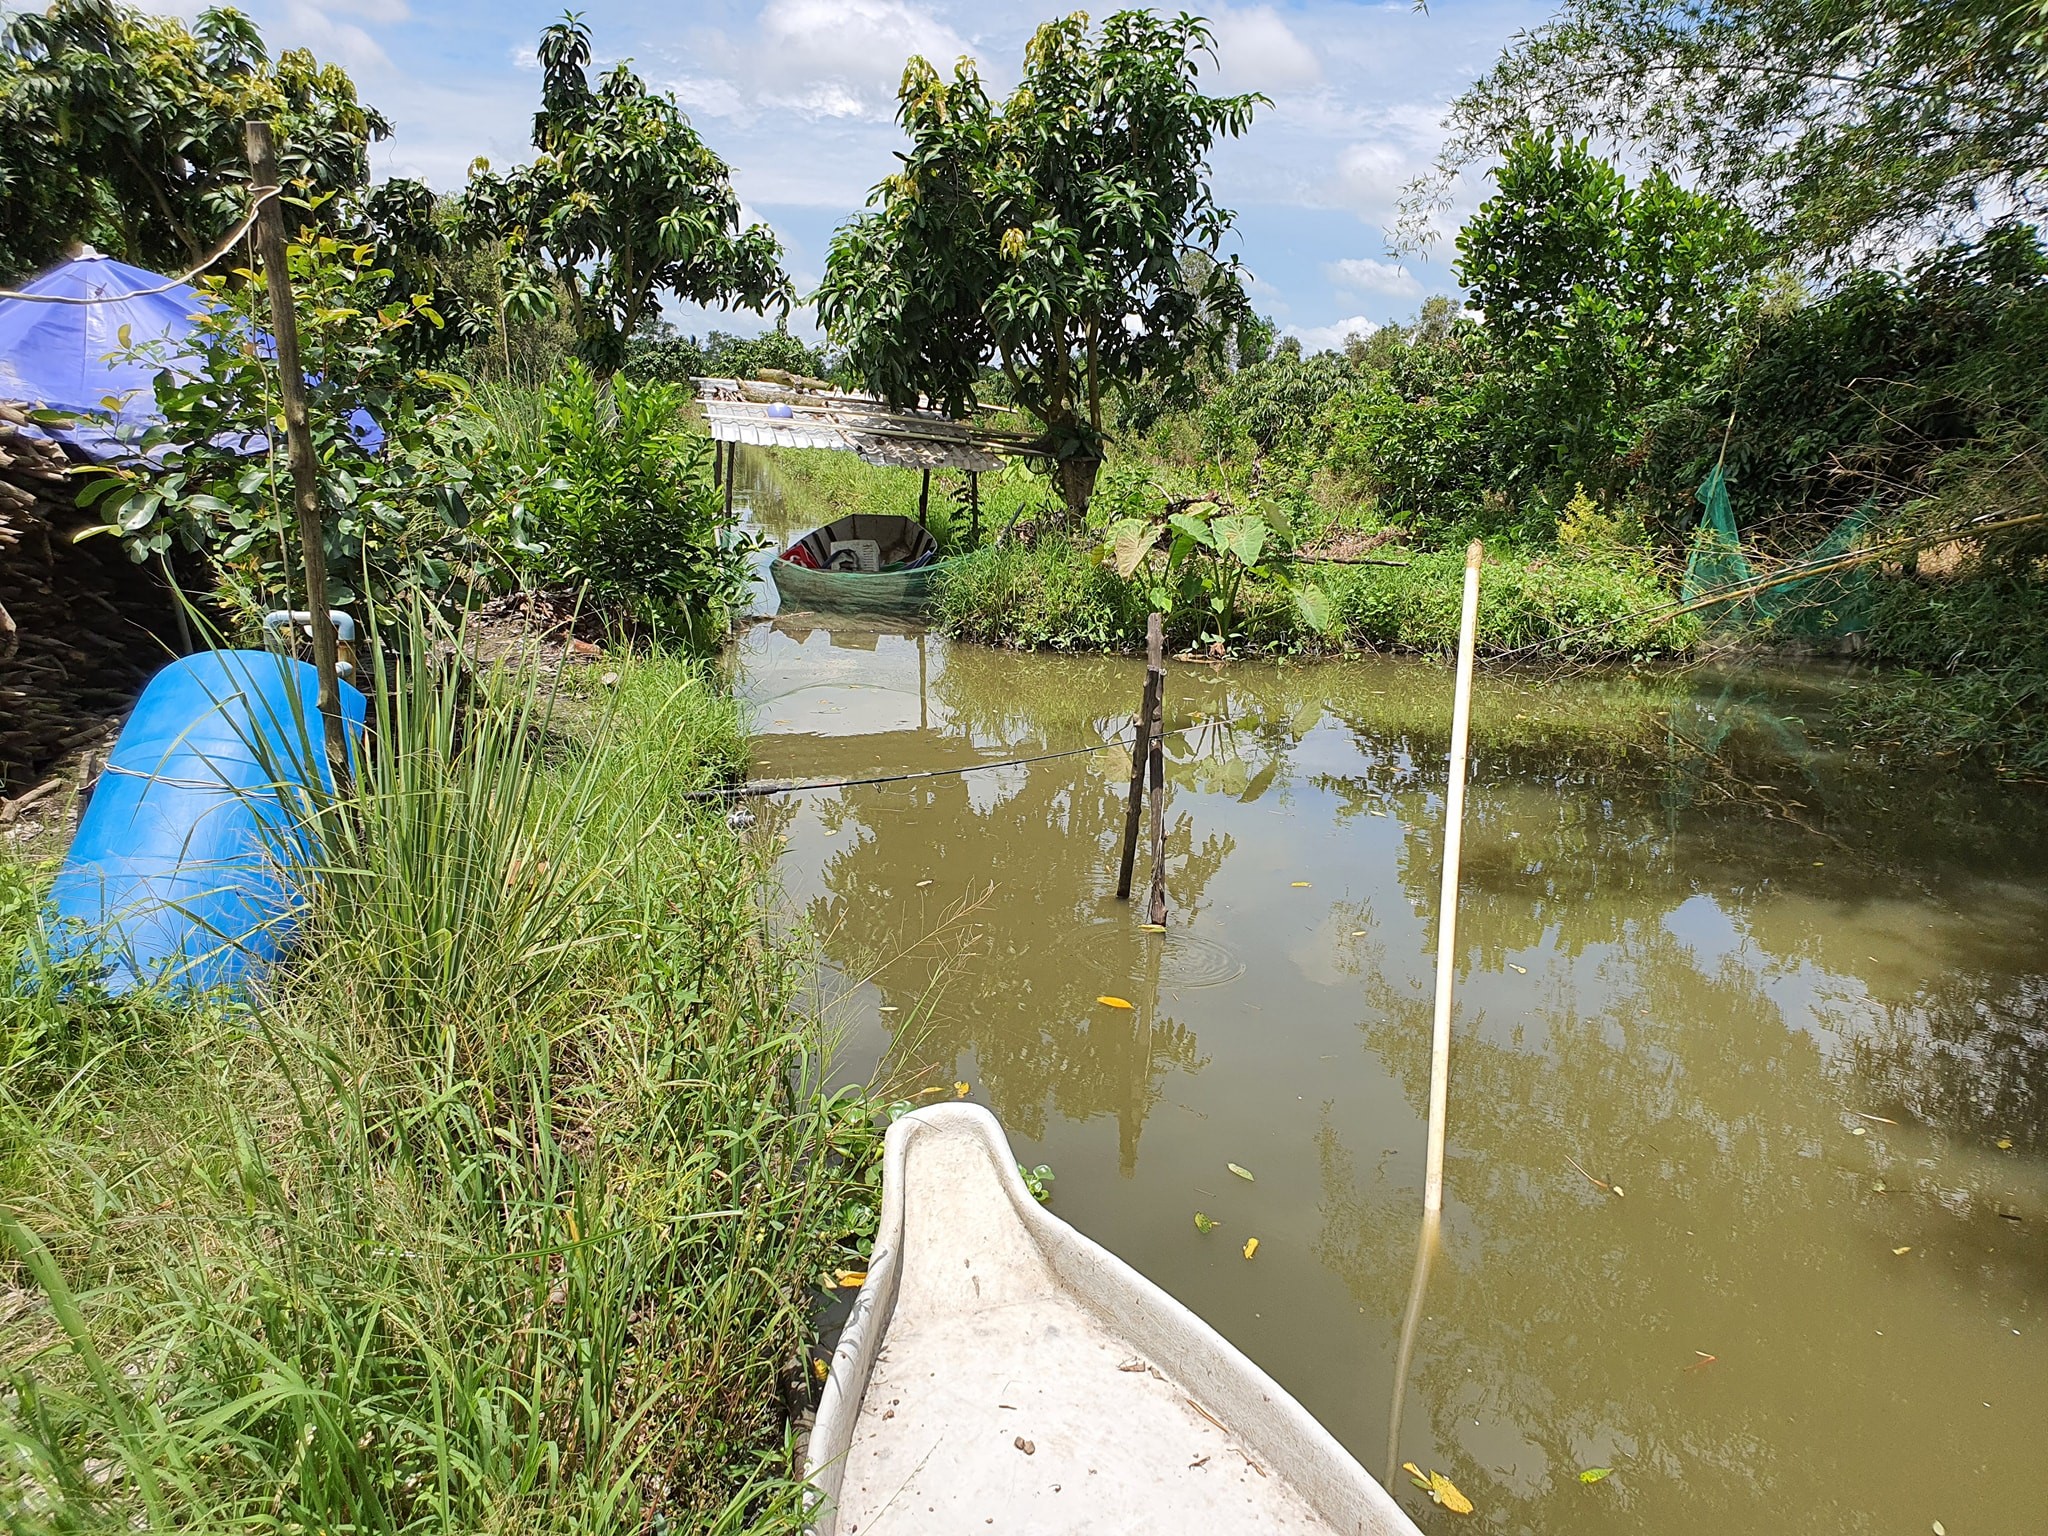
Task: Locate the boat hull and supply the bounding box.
[805,1103,1424,1535]
[770,555,956,618]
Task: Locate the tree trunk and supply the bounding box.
[1055,453,1101,523]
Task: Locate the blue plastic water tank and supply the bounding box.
[44,651,368,996]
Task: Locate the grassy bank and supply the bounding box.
[749,448,1049,555]
[934,534,1698,658]
[0,645,877,1531]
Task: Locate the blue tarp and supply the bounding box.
[0,249,383,461]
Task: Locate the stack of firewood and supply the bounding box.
[1,401,179,794]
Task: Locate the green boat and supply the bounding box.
[770,514,960,619]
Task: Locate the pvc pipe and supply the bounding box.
[1423,540,1482,1216]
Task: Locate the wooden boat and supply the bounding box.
[805,1103,1425,1535]
[770,514,959,618]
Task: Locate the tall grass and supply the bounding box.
[935,535,1695,657]
[0,633,878,1532]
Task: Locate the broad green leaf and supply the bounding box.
[1579,1468,1612,1484]
[1167,510,1215,550]
[1105,517,1163,579]
[1212,512,1267,569]
[1227,1162,1255,1181]
[1293,582,1338,635]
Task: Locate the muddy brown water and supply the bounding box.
[733,464,2048,1535]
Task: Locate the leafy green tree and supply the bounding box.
[464,13,791,376]
[1407,0,2048,265]
[1452,132,1762,510]
[816,10,1262,520]
[78,229,488,624]
[0,0,387,281]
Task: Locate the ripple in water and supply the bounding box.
[1145,930,1245,990]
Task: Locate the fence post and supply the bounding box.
[1116,612,1163,901]
[244,120,346,780]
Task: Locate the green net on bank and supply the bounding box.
[1682,467,1872,638]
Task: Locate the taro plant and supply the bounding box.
[1100,491,1336,649]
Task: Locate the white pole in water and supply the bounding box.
[1423,539,1482,1216]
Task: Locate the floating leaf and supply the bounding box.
[834,1270,867,1288]
[1097,995,1135,1010]
[1610,1185,1625,1198]
[1194,1212,1219,1233]
[1893,1245,1912,1255]
[1351,929,1368,936]
[1227,1162,1255,1182]
[1403,1464,1474,1514]
[1934,1522,1946,1535]
[1851,1126,1869,1136]
[1508,963,1528,974]
[1997,1138,2014,1149]
[955,1081,971,1098]
[1579,1468,1612,1485]
[916,879,934,888]
[1243,1237,1259,1259]
[1291,881,1312,887]
[1140,923,1166,932]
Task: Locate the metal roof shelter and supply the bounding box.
[694,376,1038,473]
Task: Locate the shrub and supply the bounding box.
[504,362,756,640]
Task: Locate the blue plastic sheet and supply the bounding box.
[0,251,383,461]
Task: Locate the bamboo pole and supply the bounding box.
[1423,540,1483,1215]
[1145,613,1168,927]
[1116,612,1164,900]
[244,121,347,778]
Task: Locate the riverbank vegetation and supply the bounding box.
[0,641,880,1530]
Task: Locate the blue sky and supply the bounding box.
[194,1,1549,347]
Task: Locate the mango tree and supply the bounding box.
[464,14,790,376]
[816,10,1261,521]
[0,0,386,281]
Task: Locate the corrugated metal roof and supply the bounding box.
[695,377,1034,473]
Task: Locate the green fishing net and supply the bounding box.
[1682,467,1872,638]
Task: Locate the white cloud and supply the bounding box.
[754,0,971,121]
[1285,315,1379,353]
[1327,256,1423,300]
[278,2,389,71]
[313,0,409,22]
[1208,4,1321,94]
[1333,140,1419,212]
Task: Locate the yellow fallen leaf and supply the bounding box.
[1291,881,1312,887]
[915,879,934,888]
[1243,1237,1259,1259]
[1508,963,1528,974]
[834,1270,867,1288]
[954,1081,971,1098]
[812,1358,828,1381]
[1893,1245,1912,1255]
[1996,1138,2014,1149]
[1851,1126,1869,1136]
[1403,1463,1474,1515]
[1350,929,1368,936]
[1139,923,1166,932]
[1097,995,1135,1009]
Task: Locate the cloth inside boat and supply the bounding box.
[781,514,938,572]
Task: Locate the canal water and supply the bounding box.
[732,461,2048,1534]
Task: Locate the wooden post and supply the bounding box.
[724,441,737,521]
[968,470,981,545]
[1115,612,1164,901]
[1145,610,1168,927]
[713,438,723,489]
[245,120,347,778]
[1422,540,1483,1216]
[918,466,931,526]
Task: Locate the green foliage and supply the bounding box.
[0,642,880,1530]
[1453,131,1764,513]
[465,14,791,376]
[502,363,757,641]
[1413,0,2048,266]
[78,225,489,625]
[0,1,387,281]
[937,532,1687,657]
[817,9,1263,518]
[622,319,832,387]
